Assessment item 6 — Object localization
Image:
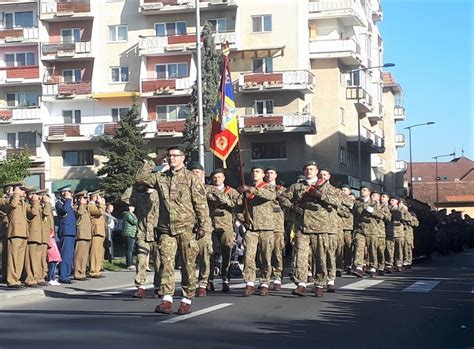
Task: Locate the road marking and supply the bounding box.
[229,283,246,289]
[281,283,313,289]
[158,303,233,324]
[339,279,384,290]
[402,280,440,293]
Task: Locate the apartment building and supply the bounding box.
[0,0,405,194]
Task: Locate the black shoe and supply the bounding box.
[60,279,73,284]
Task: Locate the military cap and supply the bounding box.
[390,196,401,201]
[187,162,204,171]
[264,166,278,173]
[89,189,104,197]
[380,192,390,197]
[360,185,372,191]
[303,160,318,169]
[57,185,72,193]
[371,190,380,195]
[73,190,88,198]
[3,181,23,188]
[250,165,265,172]
[341,184,351,190]
[167,144,186,154]
[210,168,225,177]
[36,189,48,195]
[24,186,36,194]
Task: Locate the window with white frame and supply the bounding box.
[63,150,93,167]
[108,25,128,42]
[251,141,286,160]
[62,110,81,124]
[156,105,189,121]
[4,11,33,29]
[18,131,36,147]
[255,100,274,114]
[155,22,187,36]
[5,92,38,107]
[207,18,227,33]
[252,15,272,33]
[111,107,129,122]
[252,57,273,73]
[4,52,35,67]
[110,66,129,83]
[7,133,16,148]
[61,28,81,43]
[155,63,188,79]
[62,69,82,83]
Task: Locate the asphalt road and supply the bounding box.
[1,251,473,349]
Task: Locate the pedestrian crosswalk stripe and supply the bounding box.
[339,279,384,290]
[229,283,247,289]
[402,280,440,293]
[158,303,233,324]
[281,283,313,289]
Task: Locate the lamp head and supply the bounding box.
[383,63,396,68]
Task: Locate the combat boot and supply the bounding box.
[315,287,324,297]
[292,285,306,297]
[177,302,192,315]
[351,267,364,278]
[377,270,385,276]
[327,284,336,293]
[260,286,269,296]
[222,282,230,293]
[196,287,207,297]
[243,285,254,297]
[397,266,404,272]
[207,281,215,292]
[152,289,161,299]
[132,288,145,299]
[272,283,282,291]
[385,267,393,274]
[155,300,173,314]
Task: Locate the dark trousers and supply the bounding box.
[48,262,58,281]
[124,236,136,267]
[59,236,75,282]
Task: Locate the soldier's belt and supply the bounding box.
[211,211,225,217]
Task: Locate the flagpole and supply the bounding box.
[195,0,205,168]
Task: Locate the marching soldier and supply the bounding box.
[136,144,211,315]
[206,168,240,293]
[338,185,355,274]
[238,165,276,297]
[373,192,391,275]
[73,190,92,280]
[264,166,286,291]
[280,161,339,297]
[402,205,419,269]
[88,190,107,279]
[386,197,404,273]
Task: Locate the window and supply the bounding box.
[155,63,188,79]
[252,58,273,73]
[111,107,129,122]
[5,92,38,107]
[339,146,347,165]
[340,107,345,125]
[251,142,286,160]
[108,25,128,42]
[4,52,35,67]
[252,15,272,33]
[155,22,187,36]
[18,132,36,147]
[63,110,81,124]
[207,18,227,33]
[111,66,129,83]
[255,100,274,114]
[62,69,82,83]
[61,28,81,43]
[156,105,189,121]
[63,150,94,167]
[7,133,16,148]
[4,11,33,29]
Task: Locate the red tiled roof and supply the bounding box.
[383,72,396,85]
[405,156,474,182]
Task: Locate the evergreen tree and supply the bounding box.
[0,149,32,188]
[97,99,148,202]
[183,23,221,158]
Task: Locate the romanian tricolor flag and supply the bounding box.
[210,56,239,167]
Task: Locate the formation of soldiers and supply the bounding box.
[0,183,108,287]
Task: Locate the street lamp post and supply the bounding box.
[354,63,395,188]
[433,152,455,210]
[404,122,435,198]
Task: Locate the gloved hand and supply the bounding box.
[194,227,205,240]
[365,206,375,214]
[206,192,216,201]
[238,185,253,193]
[312,189,322,200]
[292,205,304,216]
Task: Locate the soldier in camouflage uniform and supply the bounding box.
[338,185,355,274]
[206,168,241,293]
[385,197,405,273]
[319,169,342,292]
[280,161,340,297]
[402,206,419,269]
[136,145,211,315]
[238,165,276,297]
[264,166,286,291]
[373,192,391,275]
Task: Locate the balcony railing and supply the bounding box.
[157,120,186,133]
[310,38,360,55]
[42,81,92,97]
[394,106,406,121]
[6,146,37,157]
[0,107,41,122]
[346,86,373,112]
[239,113,316,133]
[42,41,92,58]
[139,0,235,14]
[309,0,367,26]
[138,34,196,54]
[141,77,193,94]
[239,70,315,93]
[395,160,407,171]
[41,0,91,16]
[395,134,406,147]
[361,127,384,149]
[0,66,40,83]
[0,27,39,42]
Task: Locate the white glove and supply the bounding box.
[365,206,374,214]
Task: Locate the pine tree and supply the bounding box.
[0,149,32,189]
[97,99,149,202]
[183,23,221,158]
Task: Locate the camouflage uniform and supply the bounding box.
[403,211,419,267]
[242,182,276,287]
[136,161,211,303]
[206,184,241,284]
[386,206,405,268]
[375,202,391,272]
[129,187,161,291]
[280,180,340,290]
[270,184,286,285]
[338,194,354,270]
[325,185,343,286]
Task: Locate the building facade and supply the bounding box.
[0,0,405,194]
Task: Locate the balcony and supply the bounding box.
[367,103,384,124]
[395,160,407,172]
[346,86,373,113]
[395,134,406,148]
[141,77,193,97]
[42,81,92,99]
[0,66,40,85]
[0,107,41,124]
[372,0,383,22]
[239,113,316,134]
[156,120,186,137]
[6,145,37,158]
[371,154,386,169]
[139,0,236,15]
[138,34,197,55]
[348,127,384,153]
[239,70,315,94]
[42,41,92,60]
[308,0,368,27]
[394,106,406,121]
[0,27,39,45]
[40,0,92,21]
[309,38,361,65]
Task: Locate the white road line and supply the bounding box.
[281,283,313,289]
[339,279,384,290]
[229,283,247,289]
[402,280,440,293]
[158,303,233,325]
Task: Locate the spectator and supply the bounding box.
[121,205,138,270]
[105,203,118,262]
